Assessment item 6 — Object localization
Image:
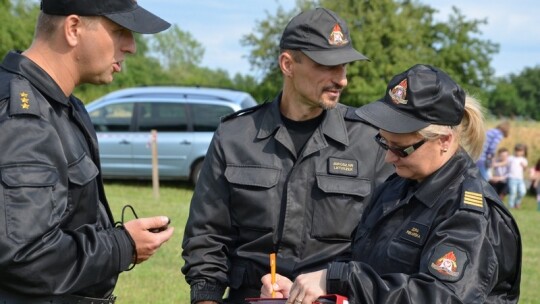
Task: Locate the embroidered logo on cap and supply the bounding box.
[20,92,30,109]
[389,79,408,105]
[328,24,348,46]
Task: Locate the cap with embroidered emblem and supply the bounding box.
[355,64,465,133]
[40,0,170,34]
[279,7,368,66]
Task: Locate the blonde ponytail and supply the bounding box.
[418,95,486,160]
[456,95,485,160]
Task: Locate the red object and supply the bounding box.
[245,294,348,304]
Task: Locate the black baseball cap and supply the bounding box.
[40,0,170,34]
[279,7,368,66]
[355,64,465,133]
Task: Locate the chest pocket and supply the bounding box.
[312,174,371,240]
[65,154,99,222]
[386,221,430,274]
[1,165,59,243]
[68,154,99,186]
[225,165,281,230]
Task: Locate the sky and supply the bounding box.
[137,0,540,78]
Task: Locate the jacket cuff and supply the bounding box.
[190,279,226,304]
[326,262,350,295]
[112,226,135,272]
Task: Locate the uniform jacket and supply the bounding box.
[326,149,521,303]
[0,51,134,298]
[181,95,394,303]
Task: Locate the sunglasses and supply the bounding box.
[374,133,427,158]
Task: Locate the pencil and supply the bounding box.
[270,252,276,298]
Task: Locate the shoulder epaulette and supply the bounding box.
[460,177,487,214]
[9,77,40,117]
[221,102,266,123]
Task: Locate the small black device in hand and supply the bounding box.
[149,218,171,233]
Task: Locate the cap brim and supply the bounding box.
[355,100,429,134]
[302,47,369,66]
[106,6,170,34]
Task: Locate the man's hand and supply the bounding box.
[123,216,174,264]
[261,273,293,298]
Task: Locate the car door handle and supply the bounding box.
[180,140,191,145]
[119,139,131,145]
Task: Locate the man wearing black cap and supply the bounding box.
[181,7,393,304]
[0,1,173,303]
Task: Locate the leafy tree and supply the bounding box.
[242,0,499,107]
[0,0,39,57]
[490,66,540,120]
[241,1,311,102]
[149,24,204,70]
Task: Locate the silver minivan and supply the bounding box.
[85,86,257,185]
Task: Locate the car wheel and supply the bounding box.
[191,160,204,186]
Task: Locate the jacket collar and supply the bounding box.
[413,149,472,208]
[256,92,350,147]
[1,51,70,106]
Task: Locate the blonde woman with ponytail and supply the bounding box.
[261,64,521,304]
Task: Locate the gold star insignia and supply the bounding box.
[20,91,30,110]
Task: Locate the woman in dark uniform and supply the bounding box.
[261,64,521,304]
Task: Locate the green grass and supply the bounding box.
[106,180,192,303]
[104,180,540,303]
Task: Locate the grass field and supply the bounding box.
[104,179,540,304]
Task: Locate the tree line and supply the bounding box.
[1,0,538,119]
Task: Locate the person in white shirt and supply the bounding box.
[506,143,528,209]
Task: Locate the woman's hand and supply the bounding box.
[286,269,327,304]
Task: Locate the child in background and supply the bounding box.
[506,143,528,209]
[489,147,510,200]
[529,159,540,211]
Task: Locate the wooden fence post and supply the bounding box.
[151,129,160,200]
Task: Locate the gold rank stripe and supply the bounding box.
[464,191,483,207]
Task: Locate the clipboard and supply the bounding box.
[245,294,349,304]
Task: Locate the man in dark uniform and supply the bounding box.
[181,7,394,304]
[0,1,174,303]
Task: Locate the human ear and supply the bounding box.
[279,52,294,77]
[64,15,82,47]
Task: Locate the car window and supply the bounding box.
[191,104,235,132]
[137,102,188,132]
[89,102,134,132]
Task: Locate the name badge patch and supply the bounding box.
[328,157,358,177]
[399,222,429,246]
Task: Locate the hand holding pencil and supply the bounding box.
[260,266,293,299]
